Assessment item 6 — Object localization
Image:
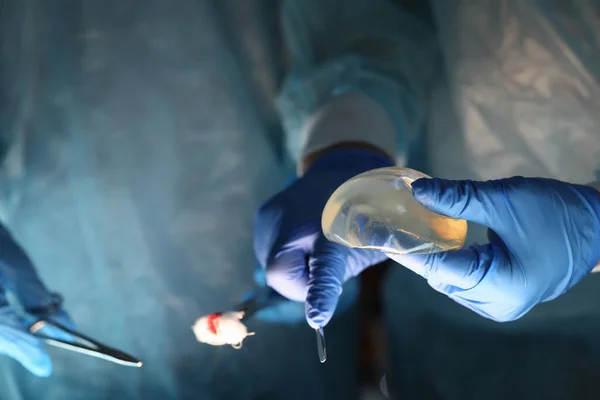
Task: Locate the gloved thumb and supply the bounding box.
[264,249,310,302]
[305,237,349,329]
[411,178,499,226]
[246,273,306,324]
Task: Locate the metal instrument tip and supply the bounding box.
[315,328,327,363]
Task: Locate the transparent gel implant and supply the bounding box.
[322,168,467,256]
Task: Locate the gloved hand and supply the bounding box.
[401,177,600,322]
[254,148,393,328]
[0,224,75,376]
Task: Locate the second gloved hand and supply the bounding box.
[0,224,75,377]
[254,148,393,328]
[401,177,600,322]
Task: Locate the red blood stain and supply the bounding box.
[207,312,222,335]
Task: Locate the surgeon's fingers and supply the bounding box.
[411,178,501,227]
[265,249,309,302]
[0,226,57,313]
[0,304,53,377]
[393,243,506,291]
[305,237,348,329]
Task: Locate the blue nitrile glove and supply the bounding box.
[254,148,393,328]
[0,224,75,376]
[246,265,307,324]
[400,177,600,322]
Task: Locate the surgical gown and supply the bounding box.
[0,1,361,399]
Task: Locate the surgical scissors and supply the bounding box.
[29,319,143,368]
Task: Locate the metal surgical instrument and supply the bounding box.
[29,319,143,368]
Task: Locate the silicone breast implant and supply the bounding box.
[321,167,467,256]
